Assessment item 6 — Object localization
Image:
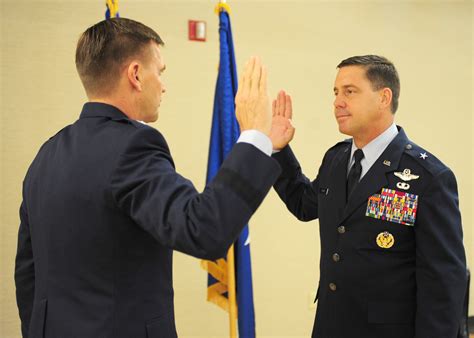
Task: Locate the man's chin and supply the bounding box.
[145,113,159,123]
[337,124,353,137]
[337,123,347,133]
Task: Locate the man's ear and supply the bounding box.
[127,62,142,92]
[380,87,393,111]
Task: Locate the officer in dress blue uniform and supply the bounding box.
[269,55,467,337]
[14,18,279,338]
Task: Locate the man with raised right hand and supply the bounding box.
[15,17,280,338]
[270,55,466,338]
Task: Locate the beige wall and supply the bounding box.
[1,1,472,337]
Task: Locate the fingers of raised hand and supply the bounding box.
[250,57,262,94]
[259,65,268,96]
[239,58,254,99]
[277,90,286,116]
[285,94,293,119]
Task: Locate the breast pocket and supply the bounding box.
[357,218,415,254]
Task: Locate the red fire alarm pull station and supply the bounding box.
[188,20,206,42]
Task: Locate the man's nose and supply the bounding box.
[333,94,346,108]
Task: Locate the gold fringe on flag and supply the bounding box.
[201,245,238,337]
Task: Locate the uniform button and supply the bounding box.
[406,144,412,150]
[332,253,340,262]
[337,226,346,234]
[329,283,337,291]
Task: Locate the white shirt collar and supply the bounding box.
[348,123,398,179]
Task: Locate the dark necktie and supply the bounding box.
[347,149,364,199]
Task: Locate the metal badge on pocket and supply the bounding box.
[366,188,418,226]
[376,231,395,249]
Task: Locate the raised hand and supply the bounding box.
[235,56,272,136]
[270,90,295,150]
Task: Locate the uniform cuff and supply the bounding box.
[237,130,272,156]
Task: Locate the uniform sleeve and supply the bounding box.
[15,199,35,337]
[415,168,467,337]
[272,145,320,221]
[109,127,281,260]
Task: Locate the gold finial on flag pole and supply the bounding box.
[106,0,119,18]
[215,0,231,14]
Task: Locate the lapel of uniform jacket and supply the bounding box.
[339,127,410,225]
[328,141,351,222]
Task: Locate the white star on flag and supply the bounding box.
[244,234,251,246]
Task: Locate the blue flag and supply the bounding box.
[204,9,256,338]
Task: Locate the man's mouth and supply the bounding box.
[336,114,350,120]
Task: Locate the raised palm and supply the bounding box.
[270,90,295,150]
[235,57,272,136]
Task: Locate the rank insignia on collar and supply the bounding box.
[376,231,394,249]
[394,169,419,181]
[366,188,418,226]
[383,160,391,166]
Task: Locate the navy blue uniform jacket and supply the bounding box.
[15,102,281,338]
[273,127,466,338]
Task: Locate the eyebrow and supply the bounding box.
[334,84,358,92]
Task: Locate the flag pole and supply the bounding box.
[227,244,238,337]
[218,1,237,336]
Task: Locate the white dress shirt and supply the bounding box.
[237,130,272,156]
[347,123,398,180]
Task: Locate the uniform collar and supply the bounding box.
[382,125,411,170]
[348,123,399,177]
[79,102,130,121]
[354,124,411,177]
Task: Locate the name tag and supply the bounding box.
[366,188,418,226]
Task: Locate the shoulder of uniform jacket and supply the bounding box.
[326,138,351,152]
[47,124,72,141]
[402,140,450,176]
[330,138,351,149]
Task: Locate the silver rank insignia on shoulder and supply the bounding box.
[420,152,428,160]
[394,169,419,181]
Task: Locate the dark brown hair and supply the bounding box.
[75,17,164,96]
[338,55,400,113]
